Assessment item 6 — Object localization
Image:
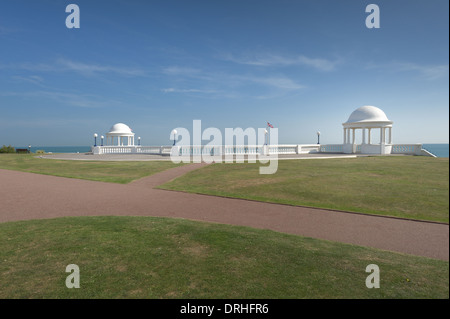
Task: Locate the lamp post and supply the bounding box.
[138,137,141,146]
[171,129,177,146]
[94,133,98,147]
[101,135,104,146]
[317,131,321,144]
[28,145,31,154]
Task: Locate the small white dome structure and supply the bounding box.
[108,123,133,134]
[105,123,135,146]
[345,105,391,124]
[343,106,393,154]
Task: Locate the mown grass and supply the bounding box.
[0,154,182,183]
[160,157,449,223]
[0,216,448,299]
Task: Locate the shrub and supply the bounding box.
[0,145,15,153]
[35,150,45,154]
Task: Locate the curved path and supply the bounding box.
[0,165,448,261]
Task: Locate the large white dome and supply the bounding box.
[108,123,133,134]
[345,106,391,124]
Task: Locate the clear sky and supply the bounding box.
[0,0,448,146]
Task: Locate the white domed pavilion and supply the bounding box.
[105,123,135,146]
[343,106,393,154]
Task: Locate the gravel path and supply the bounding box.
[0,166,448,261]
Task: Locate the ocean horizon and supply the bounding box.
[15,143,449,158]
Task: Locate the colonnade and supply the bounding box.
[106,135,135,146]
[343,126,392,145]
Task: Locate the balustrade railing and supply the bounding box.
[320,144,344,153]
[91,143,427,156]
[391,144,422,155]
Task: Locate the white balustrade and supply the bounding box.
[320,144,344,153]
[391,144,422,155]
[91,143,427,156]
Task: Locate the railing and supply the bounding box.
[136,146,163,154]
[93,144,306,155]
[271,145,297,154]
[93,146,167,155]
[391,144,422,155]
[175,144,318,155]
[91,143,428,156]
[298,144,321,154]
[320,144,344,153]
[95,146,134,154]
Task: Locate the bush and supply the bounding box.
[35,150,45,154]
[0,145,15,153]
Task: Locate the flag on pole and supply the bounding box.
[267,121,274,128]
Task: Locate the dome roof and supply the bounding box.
[107,123,133,134]
[345,106,391,124]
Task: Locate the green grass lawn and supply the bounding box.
[0,154,182,183]
[160,156,449,223]
[0,216,447,299]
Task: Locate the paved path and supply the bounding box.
[0,166,448,261]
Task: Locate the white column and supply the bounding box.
[380,127,385,145]
[352,128,356,144]
[343,128,346,144]
[368,128,372,144]
[389,127,392,144]
[362,128,366,144]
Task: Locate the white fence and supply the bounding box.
[320,144,344,153]
[391,144,422,155]
[92,143,431,156]
[92,144,319,156]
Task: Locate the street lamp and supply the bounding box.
[94,133,98,147]
[138,137,141,146]
[101,135,104,146]
[171,129,177,146]
[28,145,31,154]
[317,131,321,144]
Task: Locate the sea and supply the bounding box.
[422,144,449,158]
[17,143,449,157]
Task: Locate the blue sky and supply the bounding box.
[0,0,448,146]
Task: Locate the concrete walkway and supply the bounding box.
[0,166,448,261]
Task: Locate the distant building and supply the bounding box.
[343,105,393,155]
[105,123,135,146]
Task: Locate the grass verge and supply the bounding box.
[0,216,448,299]
[0,154,181,183]
[159,156,449,223]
